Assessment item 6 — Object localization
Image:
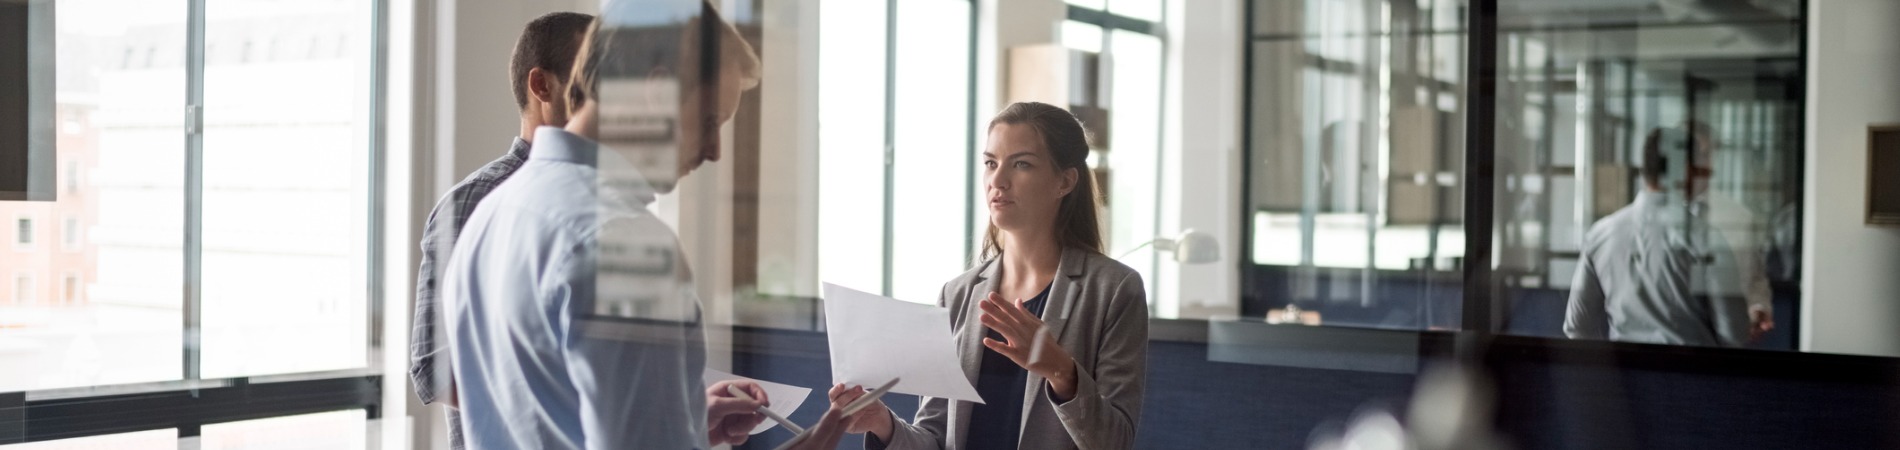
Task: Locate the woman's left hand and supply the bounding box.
[978,292,1079,401]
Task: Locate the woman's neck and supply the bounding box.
[998,229,1062,291]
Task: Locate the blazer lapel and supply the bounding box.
[961,258,1001,387]
[953,258,1002,449]
[1017,247,1088,443]
[1041,247,1087,350]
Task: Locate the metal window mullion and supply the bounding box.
[1460,0,1499,335]
[1066,5,1158,36]
[1238,0,1255,311]
[184,0,206,383]
[881,0,897,297]
[1148,2,1168,317]
[963,0,978,267]
[366,0,388,363]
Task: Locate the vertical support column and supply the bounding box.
[367,0,390,366]
[881,0,897,297]
[1460,0,1498,334]
[184,0,206,381]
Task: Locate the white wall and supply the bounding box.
[1801,0,1900,357]
[436,0,597,191]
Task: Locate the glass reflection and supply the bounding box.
[1245,0,1468,331]
[1492,0,1802,349]
[1241,0,1804,348]
[440,2,851,448]
[1562,123,1764,347]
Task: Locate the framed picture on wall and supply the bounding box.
[1870,124,1900,226]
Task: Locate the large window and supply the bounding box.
[1062,0,1174,315]
[817,0,975,305]
[1,0,382,443]
[1,0,189,391]
[197,0,372,379]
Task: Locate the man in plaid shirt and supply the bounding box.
[410,11,593,449]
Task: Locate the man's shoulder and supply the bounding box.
[1582,204,1643,245]
[425,154,531,225]
[479,159,594,210]
[455,147,531,192]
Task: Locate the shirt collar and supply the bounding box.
[530,125,598,167]
[508,136,531,161]
[528,126,659,208]
[1636,189,1707,221]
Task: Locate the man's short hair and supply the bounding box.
[511,12,596,111]
[1641,121,1713,185]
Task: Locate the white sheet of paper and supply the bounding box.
[822,283,984,403]
[702,368,813,435]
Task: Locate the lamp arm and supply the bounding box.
[1115,239,1162,260]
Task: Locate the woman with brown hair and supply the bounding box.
[830,102,1149,449]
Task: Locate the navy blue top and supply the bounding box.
[965,284,1051,450]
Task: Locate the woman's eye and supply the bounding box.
[1013,161,1031,169]
[983,161,997,169]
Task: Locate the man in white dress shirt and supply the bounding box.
[1565,123,1760,347]
[441,4,846,449]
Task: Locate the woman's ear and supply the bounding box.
[1057,166,1078,197]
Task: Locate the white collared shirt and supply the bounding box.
[1564,190,1753,347]
[442,126,707,449]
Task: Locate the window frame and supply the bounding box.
[10,271,30,305]
[14,214,32,250]
[61,271,78,305]
[60,214,77,251]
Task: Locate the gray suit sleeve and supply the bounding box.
[1565,253,1610,340]
[874,397,950,450]
[1046,272,1148,450]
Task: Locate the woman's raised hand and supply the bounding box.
[977,292,1079,400]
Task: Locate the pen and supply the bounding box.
[842,377,901,417]
[725,384,804,435]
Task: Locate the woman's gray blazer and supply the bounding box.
[875,246,1149,449]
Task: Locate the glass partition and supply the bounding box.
[1490,0,1803,350]
[1244,0,1470,331]
[1241,0,1805,349]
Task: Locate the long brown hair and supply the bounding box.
[980,102,1105,261]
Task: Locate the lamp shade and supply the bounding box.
[1158,229,1220,265]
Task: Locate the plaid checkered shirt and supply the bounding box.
[410,137,530,450]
